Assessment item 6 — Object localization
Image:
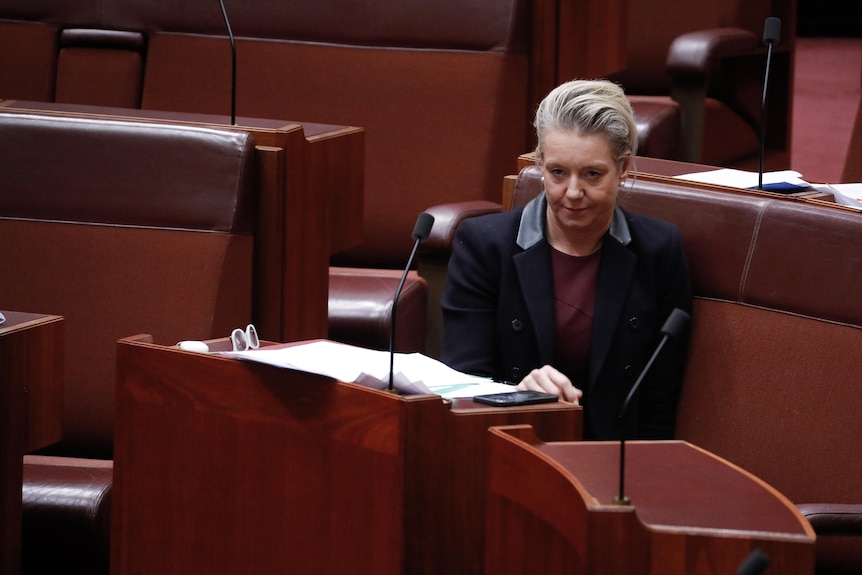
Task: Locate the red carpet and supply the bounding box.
[790,37,862,183]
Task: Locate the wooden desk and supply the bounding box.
[485,425,816,575]
[0,311,63,575]
[0,101,365,342]
[112,337,581,575]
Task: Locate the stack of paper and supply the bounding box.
[225,340,515,398]
[674,169,812,193]
[812,183,862,208]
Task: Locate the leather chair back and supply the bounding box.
[0,112,257,458]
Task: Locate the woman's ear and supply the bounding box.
[619,154,632,182]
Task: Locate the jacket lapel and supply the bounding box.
[513,243,556,366]
[588,235,636,389]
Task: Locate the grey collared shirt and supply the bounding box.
[515,191,632,250]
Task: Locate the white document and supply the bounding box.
[812,182,862,208]
[225,340,516,399]
[674,169,812,192]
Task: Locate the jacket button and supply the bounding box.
[628,316,640,330]
[624,364,635,378]
[511,367,521,380]
[511,319,523,332]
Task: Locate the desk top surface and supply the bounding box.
[0,99,362,138]
[540,440,812,537]
[0,310,63,335]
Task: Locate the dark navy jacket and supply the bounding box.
[441,193,692,440]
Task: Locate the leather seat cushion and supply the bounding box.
[629,95,682,160]
[22,455,113,575]
[329,267,428,353]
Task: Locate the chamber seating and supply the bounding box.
[609,0,795,170]
[0,111,258,574]
[423,164,861,575]
[0,0,797,355]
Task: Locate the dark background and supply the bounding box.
[797,0,862,36]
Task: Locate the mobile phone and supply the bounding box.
[473,390,559,407]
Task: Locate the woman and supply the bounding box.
[441,79,692,440]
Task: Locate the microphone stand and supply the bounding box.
[218,0,237,126]
[388,213,435,392]
[613,308,690,506]
[758,17,781,190]
[613,336,671,505]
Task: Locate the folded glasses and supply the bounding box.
[230,323,260,352]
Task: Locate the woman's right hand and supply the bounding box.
[516,365,583,404]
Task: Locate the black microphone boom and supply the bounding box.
[388,212,435,391]
[758,16,781,190]
[613,307,691,505]
[738,548,771,575]
[218,0,237,125]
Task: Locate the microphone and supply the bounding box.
[738,549,770,575]
[388,212,435,392]
[218,0,237,125]
[613,307,691,505]
[757,16,781,190]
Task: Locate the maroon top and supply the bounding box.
[551,247,602,389]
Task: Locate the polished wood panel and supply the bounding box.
[405,396,581,575]
[484,425,816,575]
[528,0,627,141]
[112,338,581,575]
[0,311,63,575]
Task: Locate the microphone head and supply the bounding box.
[738,549,770,575]
[763,17,781,46]
[412,212,435,242]
[661,308,691,339]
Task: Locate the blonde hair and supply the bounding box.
[534,79,637,165]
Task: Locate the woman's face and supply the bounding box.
[540,128,630,251]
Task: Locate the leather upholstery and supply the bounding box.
[1,113,256,456]
[328,268,428,353]
[799,505,862,536]
[0,112,258,575]
[0,0,793,358]
[0,113,256,233]
[609,0,795,169]
[0,2,801,571]
[628,96,682,160]
[21,456,113,575]
[55,29,146,108]
[0,0,532,357]
[1,0,531,268]
[455,165,862,575]
[105,0,529,51]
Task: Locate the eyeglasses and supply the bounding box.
[230,323,260,352]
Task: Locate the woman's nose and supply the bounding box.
[566,178,584,196]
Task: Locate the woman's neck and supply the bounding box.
[548,233,603,257]
[546,218,606,256]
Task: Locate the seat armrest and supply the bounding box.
[423,200,501,252]
[417,200,500,359]
[798,503,862,536]
[666,28,759,80]
[664,27,787,163]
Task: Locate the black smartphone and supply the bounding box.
[473,390,559,407]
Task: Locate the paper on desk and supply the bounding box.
[674,169,812,192]
[812,183,862,208]
[225,340,515,398]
